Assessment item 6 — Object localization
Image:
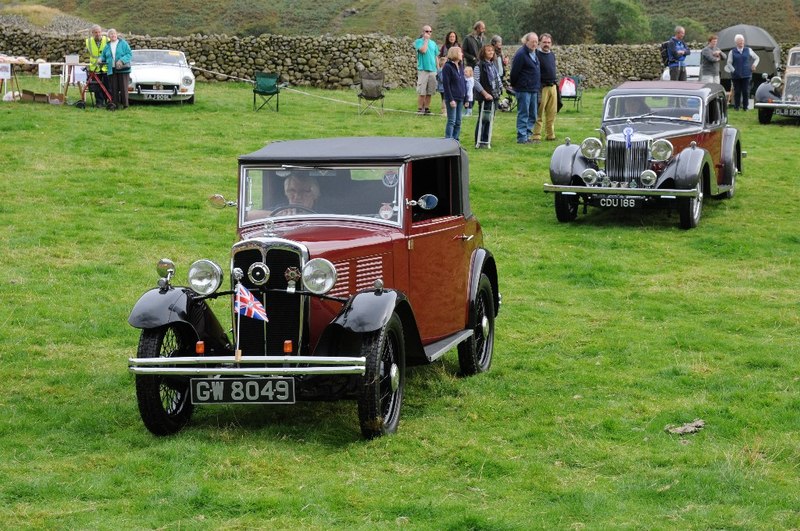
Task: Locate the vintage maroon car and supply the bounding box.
[128,137,500,438]
[544,81,743,229]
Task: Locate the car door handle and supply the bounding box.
[458,234,474,241]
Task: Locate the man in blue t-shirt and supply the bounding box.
[414,24,440,115]
[667,26,691,81]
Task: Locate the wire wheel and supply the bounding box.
[358,314,405,439]
[135,325,194,435]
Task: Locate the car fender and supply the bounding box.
[315,289,425,364]
[659,145,712,190]
[755,81,780,103]
[469,248,500,322]
[720,127,742,185]
[128,287,231,353]
[550,143,592,186]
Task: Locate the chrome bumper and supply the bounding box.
[543,183,699,198]
[128,355,366,376]
[754,102,800,109]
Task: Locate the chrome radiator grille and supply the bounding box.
[232,244,303,356]
[606,139,649,183]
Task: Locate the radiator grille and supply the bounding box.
[784,76,800,102]
[606,139,649,184]
[232,246,303,356]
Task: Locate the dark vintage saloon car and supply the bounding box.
[755,45,800,124]
[544,81,742,229]
[128,137,500,439]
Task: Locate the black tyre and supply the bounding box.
[554,192,579,222]
[458,274,495,376]
[358,314,405,439]
[187,95,195,105]
[75,100,86,109]
[758,108,773,124]
[135,326,194,436]
[679,179,703,230]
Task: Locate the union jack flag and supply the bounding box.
[234,284,269,321]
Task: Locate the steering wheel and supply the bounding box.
[270,204,318,216]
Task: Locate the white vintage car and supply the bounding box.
[128,49,195,104]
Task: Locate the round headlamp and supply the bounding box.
[581,168,598,185]
[302,258,337,295]
[580,137,603,159]
[187,259,223,295]
[182,76,194,87]
[640,169,657,187]
[770,76,782,89]
[651,139,673,162]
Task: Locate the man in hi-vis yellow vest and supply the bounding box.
[85,24,110,107]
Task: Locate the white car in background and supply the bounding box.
[661,50,701,81]
[129,49,195,104]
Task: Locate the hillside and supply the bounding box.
[2,0,799,42]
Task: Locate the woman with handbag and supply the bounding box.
[99,29,132,109]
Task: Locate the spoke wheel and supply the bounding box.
[358,314,405,439]
[554,192,579,222]
[679,179,703,230]
[458,274,495,375]
[135,326,194,436]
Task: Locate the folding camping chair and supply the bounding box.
[475,100,496,149]
[357,71,386,115]
[253,71,281,111]
[558,75,584,112]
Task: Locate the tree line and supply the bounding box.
[438,0,709,45]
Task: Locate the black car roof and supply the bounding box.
[239,137,463,164]
[608,81,724,99]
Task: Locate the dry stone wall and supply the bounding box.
[1,25,795,89]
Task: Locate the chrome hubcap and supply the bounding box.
[481,315,490,338]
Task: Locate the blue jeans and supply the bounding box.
[516,90,539,141]
[445,100,463,140]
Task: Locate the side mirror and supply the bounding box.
[209,194,236,209]
[417,194,438,210]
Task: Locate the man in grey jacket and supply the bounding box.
[700,34,726,84]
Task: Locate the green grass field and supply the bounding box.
[1,75,799,529]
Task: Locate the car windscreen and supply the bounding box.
[242,166,402,224]
[132,50,187,66]
[604,95,704,123]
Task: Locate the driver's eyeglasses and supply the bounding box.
[424,30,432,33]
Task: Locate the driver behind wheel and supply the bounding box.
[283,174,320,210]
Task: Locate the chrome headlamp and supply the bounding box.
[650,139,673,162]
[187,259,223,295]
[302,258,337,295]
[770,76,783,89]
[581,168,598,185]
[640,169,657,187]
[580,137,603,160]
[182,76,194,87]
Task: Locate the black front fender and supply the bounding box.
[550,143,593,186]
[314,289,426,365]
[128,287,231,353]
[659,145,712,190]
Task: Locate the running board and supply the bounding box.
[424,329,473,362]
